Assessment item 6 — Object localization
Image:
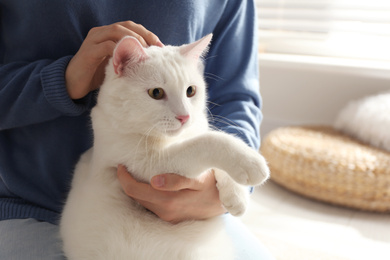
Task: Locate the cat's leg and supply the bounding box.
[163,131,270,186]
[214,169,249,216]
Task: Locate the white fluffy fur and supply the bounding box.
[60,35,270,260]
[334,91,390,152]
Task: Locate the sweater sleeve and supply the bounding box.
[206,0,262,150]
[0,56,94,130]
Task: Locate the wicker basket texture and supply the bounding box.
[261,126,390,212]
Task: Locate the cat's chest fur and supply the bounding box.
[91,105,209,183]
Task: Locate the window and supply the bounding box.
[256,0,390,64]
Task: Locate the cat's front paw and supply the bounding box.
[230,150,270,186]
[214,169,248,216]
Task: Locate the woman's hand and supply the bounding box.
[117,165,226,224]
[65,21,163,100]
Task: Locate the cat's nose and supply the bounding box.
[176,115,190,125]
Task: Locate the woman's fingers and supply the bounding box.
[88,21,162,47]
[117,164,165,204]
[117,165,225,223]
[65,21,163,99]
[150,171,213,191]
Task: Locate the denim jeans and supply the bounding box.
[0,215,274,260]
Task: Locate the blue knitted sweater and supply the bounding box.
[0,0,261,224]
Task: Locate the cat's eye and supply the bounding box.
[186,86,196,97]
[148,88,165,100]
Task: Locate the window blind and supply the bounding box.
[256,0,390,62]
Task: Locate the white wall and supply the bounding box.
[259,54,390,137]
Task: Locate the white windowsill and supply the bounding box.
[259,53,390,80]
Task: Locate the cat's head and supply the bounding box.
[96,34,212,139]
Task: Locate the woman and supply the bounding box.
[0,1,273,259]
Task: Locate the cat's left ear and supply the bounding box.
[113,36,148,76]
[180,34,212,61]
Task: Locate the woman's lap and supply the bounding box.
[0,216,273,260]
[0,218,65,260]
[223,214,274,260]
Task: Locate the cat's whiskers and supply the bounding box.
[206,101,220,110]
[205,101,242,130]
[204,72,223,82]
[134,132,148,162]
[210,115,241,128]
[206,110,245,137]
[140,121,172,174]
[132,124,158,168]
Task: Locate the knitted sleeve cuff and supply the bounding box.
[41,56,94,116]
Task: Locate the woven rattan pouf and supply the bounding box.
[261,126,390,212]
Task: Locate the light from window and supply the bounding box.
[256,0,390,62]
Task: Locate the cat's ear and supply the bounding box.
[180,34,212,61]
[113,36,148,76]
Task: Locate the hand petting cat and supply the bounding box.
[65,21,163,100]
[117,165,226,224]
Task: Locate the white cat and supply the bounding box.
[60,34,270,260]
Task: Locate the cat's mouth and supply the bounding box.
[158,116,191,137]
[165,127,183,136]
[164,124,188,136]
